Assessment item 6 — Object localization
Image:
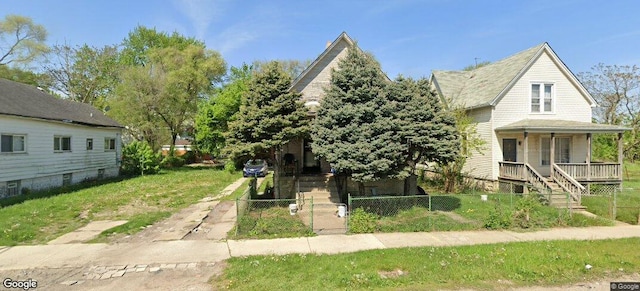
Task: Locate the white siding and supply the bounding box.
[487,51,594,180]
[0,115,121,194]
[463,107,494,180]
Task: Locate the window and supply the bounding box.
[531,83,553,113]
[541,137,571,165]
[62,173,72,186]
[7,180,19,197]
[1,134,26,153]
[86,138,93,150]
[104,138,116,151]
[97,169,105,179]
[54,136,71,152]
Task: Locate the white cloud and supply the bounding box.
[173,0,229,40]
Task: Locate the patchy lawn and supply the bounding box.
[0,167,240,246]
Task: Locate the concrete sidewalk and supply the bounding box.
[2,225,640,271]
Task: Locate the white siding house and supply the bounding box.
[0,78,123,198]
[431,43,628,202]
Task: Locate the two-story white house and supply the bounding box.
[431,43,628,203]
[0,78,123,198]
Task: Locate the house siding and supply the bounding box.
[464,107,494,180]
[488,51,593,180]
[0,115,121,196]
[292,39,350,102]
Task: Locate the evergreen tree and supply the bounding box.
[312,45,402,198]
[387,77,460,193]
[226,61,309,197]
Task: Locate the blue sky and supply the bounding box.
[3,0,640,78]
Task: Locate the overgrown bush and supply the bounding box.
[484,202,512,229]
[349,208,378,233]
[121,141,161,176]
[224,160,236,173]
[160,154,185,168]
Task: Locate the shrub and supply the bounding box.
[121,141,161,176]
[161,154,185,168]
[484,202,512,229]
[224,160,236,173]
[349,208,378,233]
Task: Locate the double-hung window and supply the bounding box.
[104,138,116,151]
[531,83,553,113]
[541,137,571,165]
[54,136,72,152]
[1,134,26,153]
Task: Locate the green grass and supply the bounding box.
[232,206,314,239]
[582,162,640,225]
[0,167,240,246]
[215,238,640,290]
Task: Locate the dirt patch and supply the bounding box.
[438,211,477,224]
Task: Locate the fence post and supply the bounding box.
[612,187,617,221]
[235,196,239,236]
[347,194,351,233]
[310,196,314,232]
[428,194,432,230]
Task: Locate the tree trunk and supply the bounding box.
[358,181,365,196]
[272,147,281,199]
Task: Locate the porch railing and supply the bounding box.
[525,164,553,194]
[552,164,585,204]
[556,163,621,181]
[498,161,525,180]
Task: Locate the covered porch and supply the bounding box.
[495,119,628,201]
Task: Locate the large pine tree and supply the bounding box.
[312,45,404,198]
[226,61,309,197]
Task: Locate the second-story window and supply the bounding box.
[531,83,553,113]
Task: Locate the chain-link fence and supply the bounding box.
[235,195,315,239]
[347,181,580,233]
[582,185,639,225]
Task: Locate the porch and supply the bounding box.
[495,119,628,205]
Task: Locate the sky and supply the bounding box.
[3,0,640,78]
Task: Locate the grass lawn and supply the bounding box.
[582,162,640,225]
[214,238,640,290]
[0,167,240,246]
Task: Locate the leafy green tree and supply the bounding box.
[226,61,309,197]
[311,45,398,197]
[44,44,119,110]
[0,65,51,88]
[0,15,49,66]
[195,64,251,157]
[119,26,203,67]
[112,44,226,152]
[578,64,640,161]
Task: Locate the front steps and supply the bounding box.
[542,179,587,210]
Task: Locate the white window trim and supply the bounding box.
[86,138,94,151]
[54,136,72,153]
[530,82,555,114]
[540,136,572,166]
[1,133,27,153]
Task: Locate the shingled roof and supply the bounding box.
[431,43,594,110]
[0,78,122,128]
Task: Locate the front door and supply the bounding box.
[303,139,320,173]
[503,139,517,162]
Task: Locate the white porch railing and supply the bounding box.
[498,161,525,180]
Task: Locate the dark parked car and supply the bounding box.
[243,159,268,177]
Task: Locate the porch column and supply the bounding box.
[586,133,591,181]
[618,132,624,179]
[523,132,529,194]
[550,133,556,175]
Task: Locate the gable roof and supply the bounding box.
[0,78,122,128]
[290,31,390,91]
[431,43,596,110]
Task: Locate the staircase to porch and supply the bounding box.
[295,174,346,235]
[499,162,587,210]
[542,178,586,210]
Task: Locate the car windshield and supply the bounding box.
[246,159,264,166]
